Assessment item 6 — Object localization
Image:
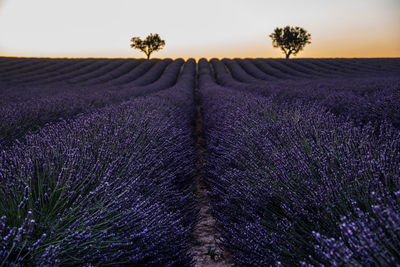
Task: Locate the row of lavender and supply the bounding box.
[1,58,148,87]
[2,57,398,93]
[1,56,399,265]
[219,58,400,82]
[0,60,198,265]
[0,58,183,147]
[211,59,400,128]
[199,58,400,265]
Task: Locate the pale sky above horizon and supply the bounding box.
[0,0,399,59]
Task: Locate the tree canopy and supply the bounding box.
[130,33,165,60]
[269,26,311,59]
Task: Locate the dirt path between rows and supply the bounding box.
[190,70,234,267]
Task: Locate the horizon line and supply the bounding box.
[2,55,400,60]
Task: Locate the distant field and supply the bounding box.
[0,57,399,265]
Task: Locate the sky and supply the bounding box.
[0,0,399,59]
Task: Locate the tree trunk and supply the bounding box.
[285,51,291,59]
[146,53,150,60]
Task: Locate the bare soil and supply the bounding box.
[190,82,234,267]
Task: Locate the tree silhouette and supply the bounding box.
[269,26,311,59]
[130,33,165,60]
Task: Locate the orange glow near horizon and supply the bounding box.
[0,0,399,60]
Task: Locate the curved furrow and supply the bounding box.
[0,59,184,148]
[66,59,127,84]
[281,59,337,78]
[13,59,104,86]
[235,58,280,81]
[2,59,77,84]
[0,58,49,78]
[263,59,315,79]
[0,60,104,100]
[210,58,251,89]
[83,59,145,85]
[126,59,173,86]
[251,58,295,79]
[222,58,265,83]
[321,59,383,75]
[108,59,158,85]
[295,59,352,76]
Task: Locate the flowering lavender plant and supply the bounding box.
[0,56,399,265]
[0,59,198,265]
[198,58,400,265]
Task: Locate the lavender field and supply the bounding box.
[1,57,400,266]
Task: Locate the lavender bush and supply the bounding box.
[211,59,400,128]
[0,59,184,147]
[0,59,198,265]
[0,56,399,265]
[198,58,400,265]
